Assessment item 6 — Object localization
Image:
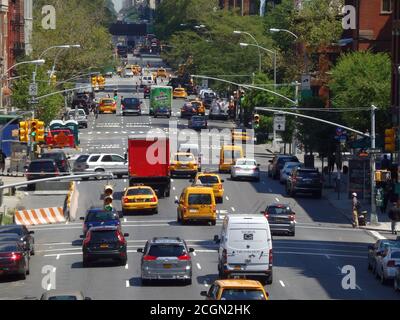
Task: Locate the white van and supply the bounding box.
[141,74,155,87]
[178,143,201,171]
[214,214,273,284]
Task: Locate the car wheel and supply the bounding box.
[142,278,150,286]
[26,260,30,275]
[27,183,35,191]
[122,112,125,116]
[120,258,127,266]
[95,169,105,180]
[117,174,123,179]
[20,270,26,280]
[210,220,216,226]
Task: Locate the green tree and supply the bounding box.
[329,51,391,133]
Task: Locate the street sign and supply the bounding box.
[274,115,286,131]
[301,74,311,90]
[28,98,39,104]
[29,83,37,96]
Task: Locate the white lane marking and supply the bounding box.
[172,187,176,191]
[56,254,60,260]
[77,181,81,185]
[126,280,130,288]
[175,196,178,201]
[204,281,209,287]
[279,280,285,287]
[231,207,235,212]
[125,264,129,270]
[124,179,127,183]
[275,197,280,202]
[196,263,202,270]
[47,283,52,291]
[193,251,197,257]
[225,196,229,201]
[171,179,174,182]
[124,218,127,223]
[369,231,386,240]
[325,254,331,259]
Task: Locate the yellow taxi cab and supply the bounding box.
[170,152,198,178]
[219,145,244,172]
[131,64,141,75]
[173,87,188,99]
[192,172,224,203]
[175,186,216,225]
[189,99,205,116]
[231,128,253,144]
[99,97,117,114]
[201,279,269,300]
[121,186,158,215]
[156,68,168,78]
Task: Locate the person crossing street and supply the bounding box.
[352,192,360,228]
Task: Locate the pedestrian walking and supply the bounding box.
[376,184,385,214]
[328,153,335,174]
[352,192,360,228]
[388,202,400,235]
[0,149,6,174]
[381,154,391,170]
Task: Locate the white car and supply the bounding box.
[123,68,134,78]
[280,162,304,184]
[231,158,260,182]
[375,247,400,284]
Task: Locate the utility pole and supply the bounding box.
[292,81,300,156]
[370,105,378,224]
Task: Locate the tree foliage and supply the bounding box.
[329,51,391,133]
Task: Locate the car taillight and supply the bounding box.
[123,197,129,203]
[212,205,216,211]
[387,260,396,267]
[61,160,66,167]
[83,232,91,246]
[10,252,22,261]
[264,212,269,219]
[117,231,126,245]
[269,249,273,265]
[151,197,157,202]
[143,255,157,261]
[288,215,295,221]
[55,169,60,176]
[218,184,222,190]
[178,254,191,261]
[122,105,125,109]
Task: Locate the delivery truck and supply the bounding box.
[127,134,171,198]
[149,86,172,118]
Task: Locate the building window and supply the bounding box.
[381,0,392,13]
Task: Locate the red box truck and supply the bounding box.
[127,134,171,197]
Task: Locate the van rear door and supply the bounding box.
[226,227,270,271]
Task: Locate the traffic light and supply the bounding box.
[254,114,260,128]
[384,128,396,153]
[35,120,45,142]
[104,185,114,211]
[50,74,57,85]
[19,121,29,142]
[91,76,97,87]
[30,120,37,140]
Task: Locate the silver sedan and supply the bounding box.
[230,158,260,182]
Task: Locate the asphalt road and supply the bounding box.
[1,55,399,300]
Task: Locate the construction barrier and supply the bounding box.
[14,207,65,226]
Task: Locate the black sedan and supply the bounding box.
[82,226,129,267]
[0,225,34,255]
[0,242,29,279]
[0,233,29,254]
[261,203,296,236]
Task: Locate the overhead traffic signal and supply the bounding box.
[30,120,37,139]
[384,128,396,153]
[50,74,57,85]
[104,185,114,211]
[254,114,260,128]
[35,120,45,142]
[19,121,29,142]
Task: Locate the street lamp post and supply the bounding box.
[239,42,277,87]
[370,105,378,225]
[233,31,262,73]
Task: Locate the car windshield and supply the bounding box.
[101,99,114,104]
[90,230,117,242]
[123,98,140,106]
[236,160,256,166]
[220,289,266,300]
[86,211,118,222]
[179,147,198,156]
[41,153,65,161]
[48,296,78,300]
[126,188,153,196]
[224,150,242,160]
[191,102,201,108]
[28,161,55,172]
[267,206,291,215]
[197,176,219,184]
[192,116,204,122]
[175,154,194,162]
[279,157,299,164]
[188,194,212,205]
[0,243,19,252]
[148,244,186,257]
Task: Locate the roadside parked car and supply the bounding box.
[0,242,30,279]
[230,158,260,182]
[73,153,127,179]
[137,237,194,285]
[262,203,296,236]
[82,226,129,267]
[40,291,92,300]
[374,247,400,285]
[280,162,303,184]
[368,239,400,273]
[80,207,121,236]
[286,168,323,198]
[268,155,299,180]
[40,151,71,174]
[0,225,35,255]
[0,233,30,254]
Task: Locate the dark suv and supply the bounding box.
[82,226,129,267]
[26,159,60,190]
[40,151,71,173]
[121,97,142,116]
[268,155,299,180]
[286,168,323,198]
